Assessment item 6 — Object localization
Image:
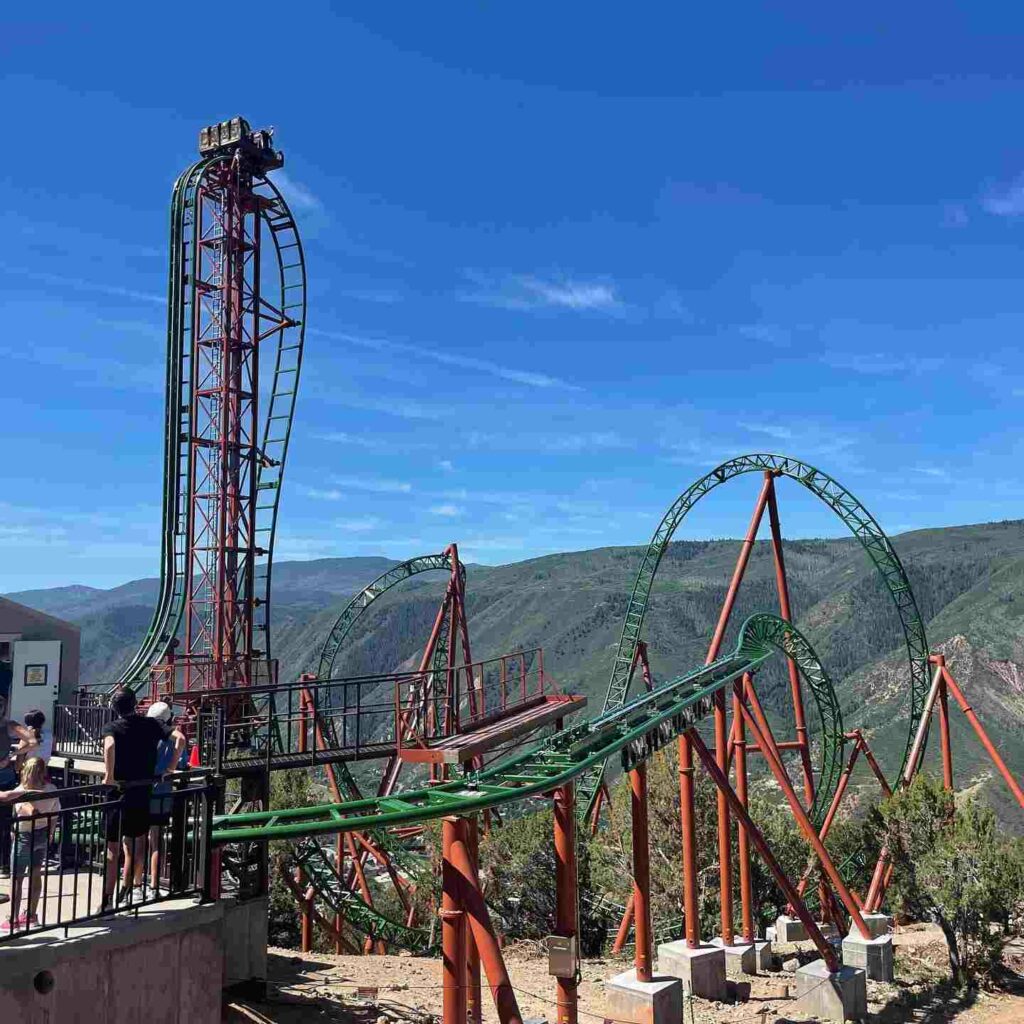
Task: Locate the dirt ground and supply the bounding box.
[225,925,1024,1024]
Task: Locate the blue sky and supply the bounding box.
[3,5,1024,590]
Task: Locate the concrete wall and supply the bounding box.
[0,895,268,1023]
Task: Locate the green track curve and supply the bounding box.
[213,613,834,843]
[114,155,306,690]
[317,551,463,679]
[576,453,928,818]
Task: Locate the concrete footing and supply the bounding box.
[710,936,757,976]
[857,912,894,939]
[604,968,682,1024]
[657,940,727,1001]
[793,959,867,1022]
[753,939,774,972]
[842,931,894,982]
[774,915,808,943]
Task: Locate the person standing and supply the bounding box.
[0,694,37,880]
[144,702,186,894]
[101,688,177,907]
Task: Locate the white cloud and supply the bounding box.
[314,431,384,448]
[270,169,322,212]
[821,352,945,376]
[2,265,165,305]
[982,176,1024,216]
[331,474,412,494]
[311,328,579,391]
[460,272,620,313]
[343,288,403,304]
[739,422,795,442]
[336,516,383,532]
[437,459,455,473]
[911,465,951,481]
[464,430,628,453]
[297,486,345,501]
[429,504,464,517]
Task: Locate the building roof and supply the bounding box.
[0,595,81,637]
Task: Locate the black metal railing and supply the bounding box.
[53,702,116,759]
[0,771,218,943]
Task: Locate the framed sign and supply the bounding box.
[24,664,48,687]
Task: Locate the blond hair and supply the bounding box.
[20,757,47,790]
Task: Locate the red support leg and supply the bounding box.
[466,816,483,1024]
[734,675,754,943]
[736,697,872,939]
[714,689,734,945]
[942,666,1024,808]
[679,733,700,948]
[554,783,579,1024]
[631,763,653,982]
[441,818,467,1024]
[765,474,816,810]
[687,728,840,972]
[450,828,524,1024]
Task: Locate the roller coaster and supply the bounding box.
[59,118,1024,1024]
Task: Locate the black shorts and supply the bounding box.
[105,789,151,842]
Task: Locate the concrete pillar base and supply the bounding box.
[710,936,757,976]
[604,968,682,1024]
[793,959,867,1022]
[842,931,894,982]
[753,939,774,972]
[774,915,808,943]
[858,912,894,939]
[656,940,727,1001]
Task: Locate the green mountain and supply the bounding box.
[7,519,1024,827]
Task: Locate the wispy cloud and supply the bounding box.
[0,342,162,393]
[459,272,620,313]
[306,382,447,421]
[297,486,345,501]
[821,352,945,376]
[437,459,455,473]
[464,429,629,453]
[911,464,951,481]
[342,288,403,304]
[331,474,412,494]
[270,169,322,212]
[982,176,1024,217]
[336,516,383,532]
[738,324,790,347]
[429,504,463,517]
[311,328,579,391]
[739,421,795,442]
[3,265,165,305]
[314,431,386,448]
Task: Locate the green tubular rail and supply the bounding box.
[317,551,463,679]
[113,157,306,689]
[289,837,435,952]
[576,453,929,819]
[213,614,827,844]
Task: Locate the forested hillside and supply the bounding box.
[8,519,1024,827]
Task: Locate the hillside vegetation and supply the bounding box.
[7,518,1024,827]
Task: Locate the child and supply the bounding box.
[0,757,59,931]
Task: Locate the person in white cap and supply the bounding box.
[144,702,186,894]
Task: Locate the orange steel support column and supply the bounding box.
[701,479,770,948]
[733,676,754,942]
[611,893,635,954]
[554,783,579,1024]
[679,732,700,947]
[765,475,816,809]
[467,816,483,1024]
[934,656,954,791]
[737,698,871,939]
[688,729,840,972]
[296,700,312,952]
[942,665,1024,808]
[630,763,653,982]
[714,689,734,945]
[441,818,467,1024]
[450,830,524,1024]
[706,475,772,662]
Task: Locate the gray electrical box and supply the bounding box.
[546,934,576,978]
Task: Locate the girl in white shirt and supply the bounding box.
[0,757,59,931]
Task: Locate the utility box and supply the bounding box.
[546,935,576,978]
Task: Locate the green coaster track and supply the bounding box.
[213,613,838,844]
[575,453,929,820]
[114,155,306,690]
